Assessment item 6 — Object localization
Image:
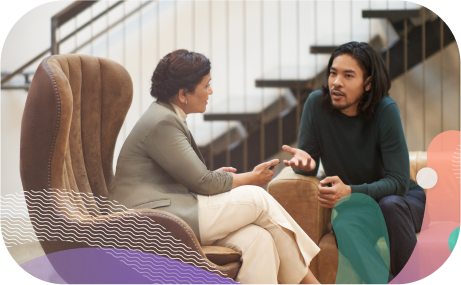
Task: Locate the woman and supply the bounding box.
[109,49,320,284]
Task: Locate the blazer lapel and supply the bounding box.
[190,132,206,165]
[183,120,192,142]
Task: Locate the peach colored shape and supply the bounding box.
[391,130,460,284]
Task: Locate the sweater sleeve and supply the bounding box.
[294,92,322,176]
[144,118,233,195]
[350,103,410,200]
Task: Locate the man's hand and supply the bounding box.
[317,176,352,208]
[282,145,316,172]
[215,167,237,173]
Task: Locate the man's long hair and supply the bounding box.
[321,42,391,121]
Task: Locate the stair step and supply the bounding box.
[200,98,301,171]
[362,9,421,20]
[1,72,35,84]
[256,36,384,90]
[1,72,35,77]
[255,79,310,88]
[204,113,260,122]
[1,84,30,90]
[384,17,454,80]
[310,46,339,54]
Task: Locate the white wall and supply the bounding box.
[391,42,460,151]
[1,1,70,73]
[1,1,70,197]
[1,0,460,199]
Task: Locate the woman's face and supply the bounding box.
[186,72,212,114]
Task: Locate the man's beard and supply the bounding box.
[330,89,351,110]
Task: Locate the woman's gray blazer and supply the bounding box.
[109,100,233,241]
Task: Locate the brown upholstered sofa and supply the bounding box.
[20,54,241,280]
[267,151,427,284]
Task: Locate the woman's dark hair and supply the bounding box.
[321,41,391,121]
[150,49,211,101]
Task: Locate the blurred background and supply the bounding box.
[1,0,460,272]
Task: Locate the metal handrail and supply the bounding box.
[55,0,124,53]
[50,0,99,55]
[1,49,49,85]
[2,0,153,85]
[69,1,153,54]
[2,1,98,85]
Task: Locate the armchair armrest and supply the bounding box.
[268,167,332,278]
[32,206,241,279]
[267,167,331,245]
[202,246,242,265]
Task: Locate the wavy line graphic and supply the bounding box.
[100,248,233,284]
[1,189,238,282]
[453,146,461,180]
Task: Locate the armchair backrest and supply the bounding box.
[20,54,133,219]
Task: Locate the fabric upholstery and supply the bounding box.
[317,233,339,284]
[20,54,241,280]
[267,151,427,281]
[266,166,330,277]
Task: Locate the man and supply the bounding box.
[282,42,426,282]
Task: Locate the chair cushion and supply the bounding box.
[202,246,241,266]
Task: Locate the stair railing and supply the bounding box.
[2,0,154,87]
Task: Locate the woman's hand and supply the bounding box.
[231,159,279,189]
[251,159,279,187]
[215,167,237,173]
[282,145,316,172]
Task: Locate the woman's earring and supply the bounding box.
[183,101,187,106]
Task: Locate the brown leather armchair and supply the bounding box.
[267,151,427,284]
[20,54,241,281]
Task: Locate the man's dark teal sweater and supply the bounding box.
[294,90,421,201]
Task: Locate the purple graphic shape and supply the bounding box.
[20,248,237,284]
[20,253,67,284]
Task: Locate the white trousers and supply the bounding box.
[198,186,320,284]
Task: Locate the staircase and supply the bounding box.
[0,0,130,90]
[2,2,456,173]
[1,72,34,90]
[201,7,455,173]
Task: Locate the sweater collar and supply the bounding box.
[170,102,188,122]
[156,100,187,122]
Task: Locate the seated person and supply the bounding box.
[283,42,425,282]
[109,49,321,284]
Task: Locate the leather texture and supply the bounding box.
[202,246,242,266]
[267,151,426,282]
[20,54,241,280]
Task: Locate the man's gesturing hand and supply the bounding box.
[282,145,316,172]
[317,176,352,208]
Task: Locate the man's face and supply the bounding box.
[328,54,371,116]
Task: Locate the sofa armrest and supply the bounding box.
[267,166,331,245]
